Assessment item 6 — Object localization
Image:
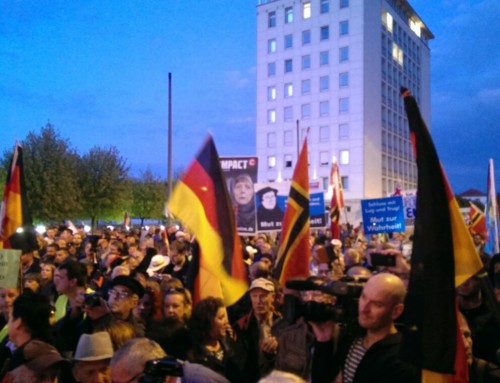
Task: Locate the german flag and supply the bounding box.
[329,157,344,240]
[167,136,248,306]
[273,138,310,287]
[400,89,483,383]
[0,144,37,252]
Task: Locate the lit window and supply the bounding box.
[285,154,293,168]
[320,101,329,116]
[267,109,276,124]
[284,59,293,73]
[284,130,293,146]
[267,86,276,100]
[319,126,329,142]
[320,26,330,40]
[341,176,349,190]
[301,79,311,94]
[302,30,311,45]
[339,46,349,62]
[284,34,293,49]
[320,76,329,92]
[320,151,330,165]
[268,156,276,168]
[284,83,293,98]
[301,55,311,70]
[284,106,293,121]
[339,72,349,87]
[268,11,276,28]
[285,7,293,23]
[339,150,349,164]
[339,98,349,113]
[301,104,311,119]
[320,51,329,66]
[268,39,276,53]
[303,2,311,19]
[409,19,421,38]
[267,62,276,77]
[339,20,349,36]
[267,132,276,147]
[382,10,393,33]
[320,0,329,13]
[340,0,349,8]
[339,123,349,139]
[392,43,403,66]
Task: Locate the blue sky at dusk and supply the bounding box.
[1,0,499,194]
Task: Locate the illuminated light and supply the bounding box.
[107,225,114,231]
[35,225,46,235]
[83,225,91,233]
[160,225,165,231]
[409,19,421,38]
[303,2,311,19]
[144,226,149,231]
[200,186,208,192]
[16,227,24,233]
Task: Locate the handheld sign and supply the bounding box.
[361,196,405,234]
[0,249,21,288]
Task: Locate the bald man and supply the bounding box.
[334,273,419,383]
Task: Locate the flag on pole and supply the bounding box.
[392,181,402,196]
[273,137,310,287]
[167,135,248,306]
[399,88,483,383]
[0,144,37,253]
[485,159,499,255]
[468,202,487,238]
[123,211,130,229]
[329,157,344,240]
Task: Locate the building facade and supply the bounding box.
[255,0,433,218]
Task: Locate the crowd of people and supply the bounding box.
[0,223,499,383]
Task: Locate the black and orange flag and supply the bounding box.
[329,157,344,240]
[400,88,483,383]
[0,144,37,252]
[468,202,487,238]
[167,136,248,306]
[273,137,310,287]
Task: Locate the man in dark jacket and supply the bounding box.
[333,272,419,383]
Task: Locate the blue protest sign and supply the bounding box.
[361,196,406,234]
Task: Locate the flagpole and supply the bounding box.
[296,119,300,158]
[167,72,173,228]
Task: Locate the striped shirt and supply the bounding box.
[343,338,366,383]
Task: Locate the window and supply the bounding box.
[285,7,293,23]
[339,98,349,113]
[320,101,329,116]
[284,34,293,49]
[268,39,276,53]
[302,2,311,19]
[267,132,276,147]
[284,130,293,146]
[320,0,329,13]
[339,46,349,62]
[301,55,311,70]
[268,11,276,28]
[284,59,293,73]
[302,30,311,45]
[301,104,311,119]
[320,26,330,41]
[339,72,349,87]
[341,176,349,190]
[284,83,293,98]
[320,151,330,166]
[267,86,276,100]
[340,20,349,36]
[319,51,329,66]
[392,43,403,66]
[319,76,329,92]
[267,62,276,77]
[284,106,293,121]
[301,79,311,94]
[339,149,349,164]
[382,10,393,33]
[319,126,329,142]
[339,123,349,139]
[340,0,349,9]
[268,156,276,168]
[285,154,293,168]
[267,109,276,123]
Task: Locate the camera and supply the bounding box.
[370,252,396,267]
[139,357,184,383]
[83,292,103,307]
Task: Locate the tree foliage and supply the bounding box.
[77,146,130,229]
[129,169,167,226]
[20,123,82,221]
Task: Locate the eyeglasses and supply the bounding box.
[108,289,131,300]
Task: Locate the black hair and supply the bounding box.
[11,292,53,344]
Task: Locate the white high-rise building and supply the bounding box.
[255,0,433,217]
